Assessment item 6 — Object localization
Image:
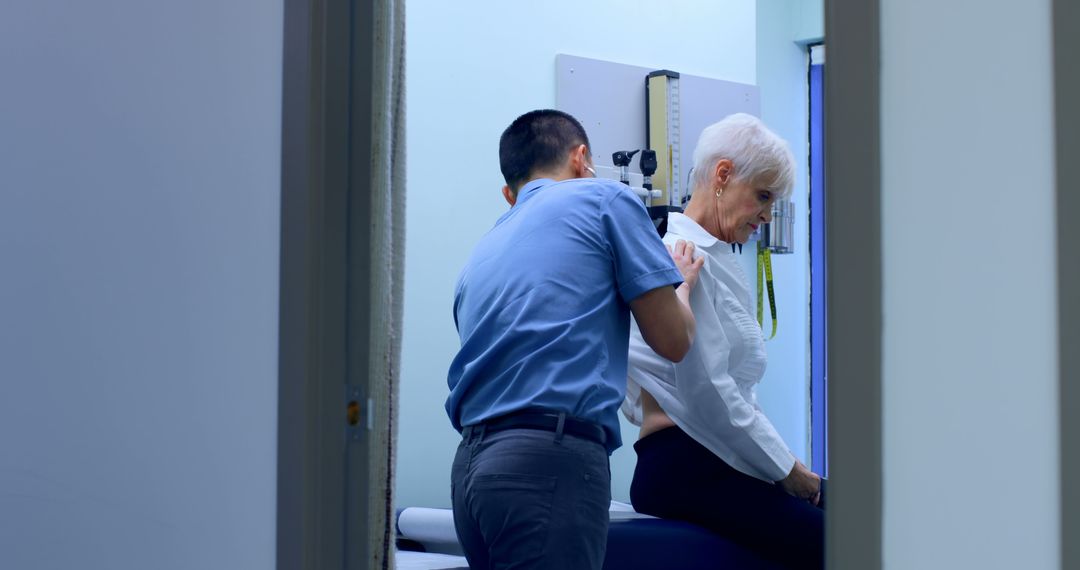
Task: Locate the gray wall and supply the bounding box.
[880,0,1059,567]
[0,2,283,568]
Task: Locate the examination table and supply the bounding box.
[394,503,786,569]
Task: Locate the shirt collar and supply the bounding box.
[514,178,556,206]
[667,212,724,250]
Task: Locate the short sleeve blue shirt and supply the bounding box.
[445,177,683,452]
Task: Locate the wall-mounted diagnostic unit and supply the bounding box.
[556,54,795,336]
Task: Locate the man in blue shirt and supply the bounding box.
[447,109,702,569]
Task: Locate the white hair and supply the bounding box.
[690,113,795,200]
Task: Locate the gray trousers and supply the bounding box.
[450,427,611,570]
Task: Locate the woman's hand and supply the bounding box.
[779,461,822,506]
[668,240,704,291]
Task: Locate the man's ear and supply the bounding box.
[502,185,517,206]
[572,144,591,178]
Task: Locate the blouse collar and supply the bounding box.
[667,212,726,251]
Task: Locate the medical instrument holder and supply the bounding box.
[639,149,657,190]
[612,149,640,186]
[752,200,795,254]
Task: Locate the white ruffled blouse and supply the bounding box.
[622,212,796,482]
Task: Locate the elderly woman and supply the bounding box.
[623,113,823,569]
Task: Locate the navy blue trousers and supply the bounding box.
[630,427,824,570]
[451,427,611,569]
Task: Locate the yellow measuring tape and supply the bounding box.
[756,242,777,339]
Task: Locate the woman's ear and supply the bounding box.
[714,158,733,187]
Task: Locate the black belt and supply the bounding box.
[463,410,607,447]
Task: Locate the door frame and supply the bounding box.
[823,1,883,568]
[277,0,378,568]
[1053,0,1080,566]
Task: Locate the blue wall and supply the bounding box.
[747,0,823,466]
[795,0,825,44]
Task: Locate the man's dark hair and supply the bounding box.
[499,109,591,192]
